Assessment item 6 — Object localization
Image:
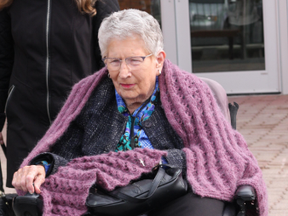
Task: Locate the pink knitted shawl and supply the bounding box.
[20,59,268,216]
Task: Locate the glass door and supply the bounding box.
[118,0,162,24]
[161,0,280,94]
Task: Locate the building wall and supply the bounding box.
[283,0,288,94]
[278,0,288,94]
[117,0,288,94]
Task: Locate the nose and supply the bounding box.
[119,61,131,78]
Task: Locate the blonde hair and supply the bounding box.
[74,0,97,15]
[0,0,97,15]
[0,0,12,9]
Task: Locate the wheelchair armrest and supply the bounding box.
[234,185,257,216]
[235,185,256,202]
[13,193,43,216]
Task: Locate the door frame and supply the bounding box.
[161,0,281,94]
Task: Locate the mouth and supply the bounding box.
[120,83,135,88]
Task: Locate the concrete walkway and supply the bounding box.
[228,94,288,216]
[1,94,288,215]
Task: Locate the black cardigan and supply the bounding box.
[31,77,187,176]
[0,0,119,187]
[0,0,119,128]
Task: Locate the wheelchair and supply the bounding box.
[1,78,257,216]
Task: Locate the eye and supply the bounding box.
[109,59,120,65]
[130,58,141,62]
[129,57,142,65]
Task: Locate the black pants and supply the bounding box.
[148,192,225,216]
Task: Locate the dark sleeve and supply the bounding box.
[30,152,69,177]
[93,0,120,70]
[28,102,91,175]
[0,8,14,130]
[166,149,187,170]
[0,113,5,130]
[166,149,187,180]
[30,121,85,176]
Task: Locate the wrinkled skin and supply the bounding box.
[12,165,45,194]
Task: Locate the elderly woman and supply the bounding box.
[12,9,268,216]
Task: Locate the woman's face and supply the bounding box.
[106,36,165,113]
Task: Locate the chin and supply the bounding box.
[122,95,138,102]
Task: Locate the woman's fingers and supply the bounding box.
[34,171,46,194]
[12,165,45,194]
[25,166,38,194]
[12,166,28,192]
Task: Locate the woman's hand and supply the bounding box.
[12,165,45,194]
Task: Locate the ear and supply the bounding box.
[155,50,166,74]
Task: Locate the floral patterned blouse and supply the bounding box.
[115,77,159,152]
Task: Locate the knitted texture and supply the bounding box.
[159,60,267,215]
[40,148,165,215]
[19,60,268,215]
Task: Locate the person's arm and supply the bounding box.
[12,150,76,194]
[0,8,14,130]
[93,0,120,70]
[29,152,69,177]
[12,113,86,193]
[12,164,45,194]
[166,149,187,169]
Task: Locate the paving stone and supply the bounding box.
[229,94,288,216]
[0,94,287,215]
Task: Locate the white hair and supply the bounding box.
[98,9,164,57]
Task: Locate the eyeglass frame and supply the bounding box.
[102,53,153,71]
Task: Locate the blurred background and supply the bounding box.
[1,1,288,215]
[118,0,288,95]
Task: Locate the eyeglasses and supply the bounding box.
[102,54,153,71]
